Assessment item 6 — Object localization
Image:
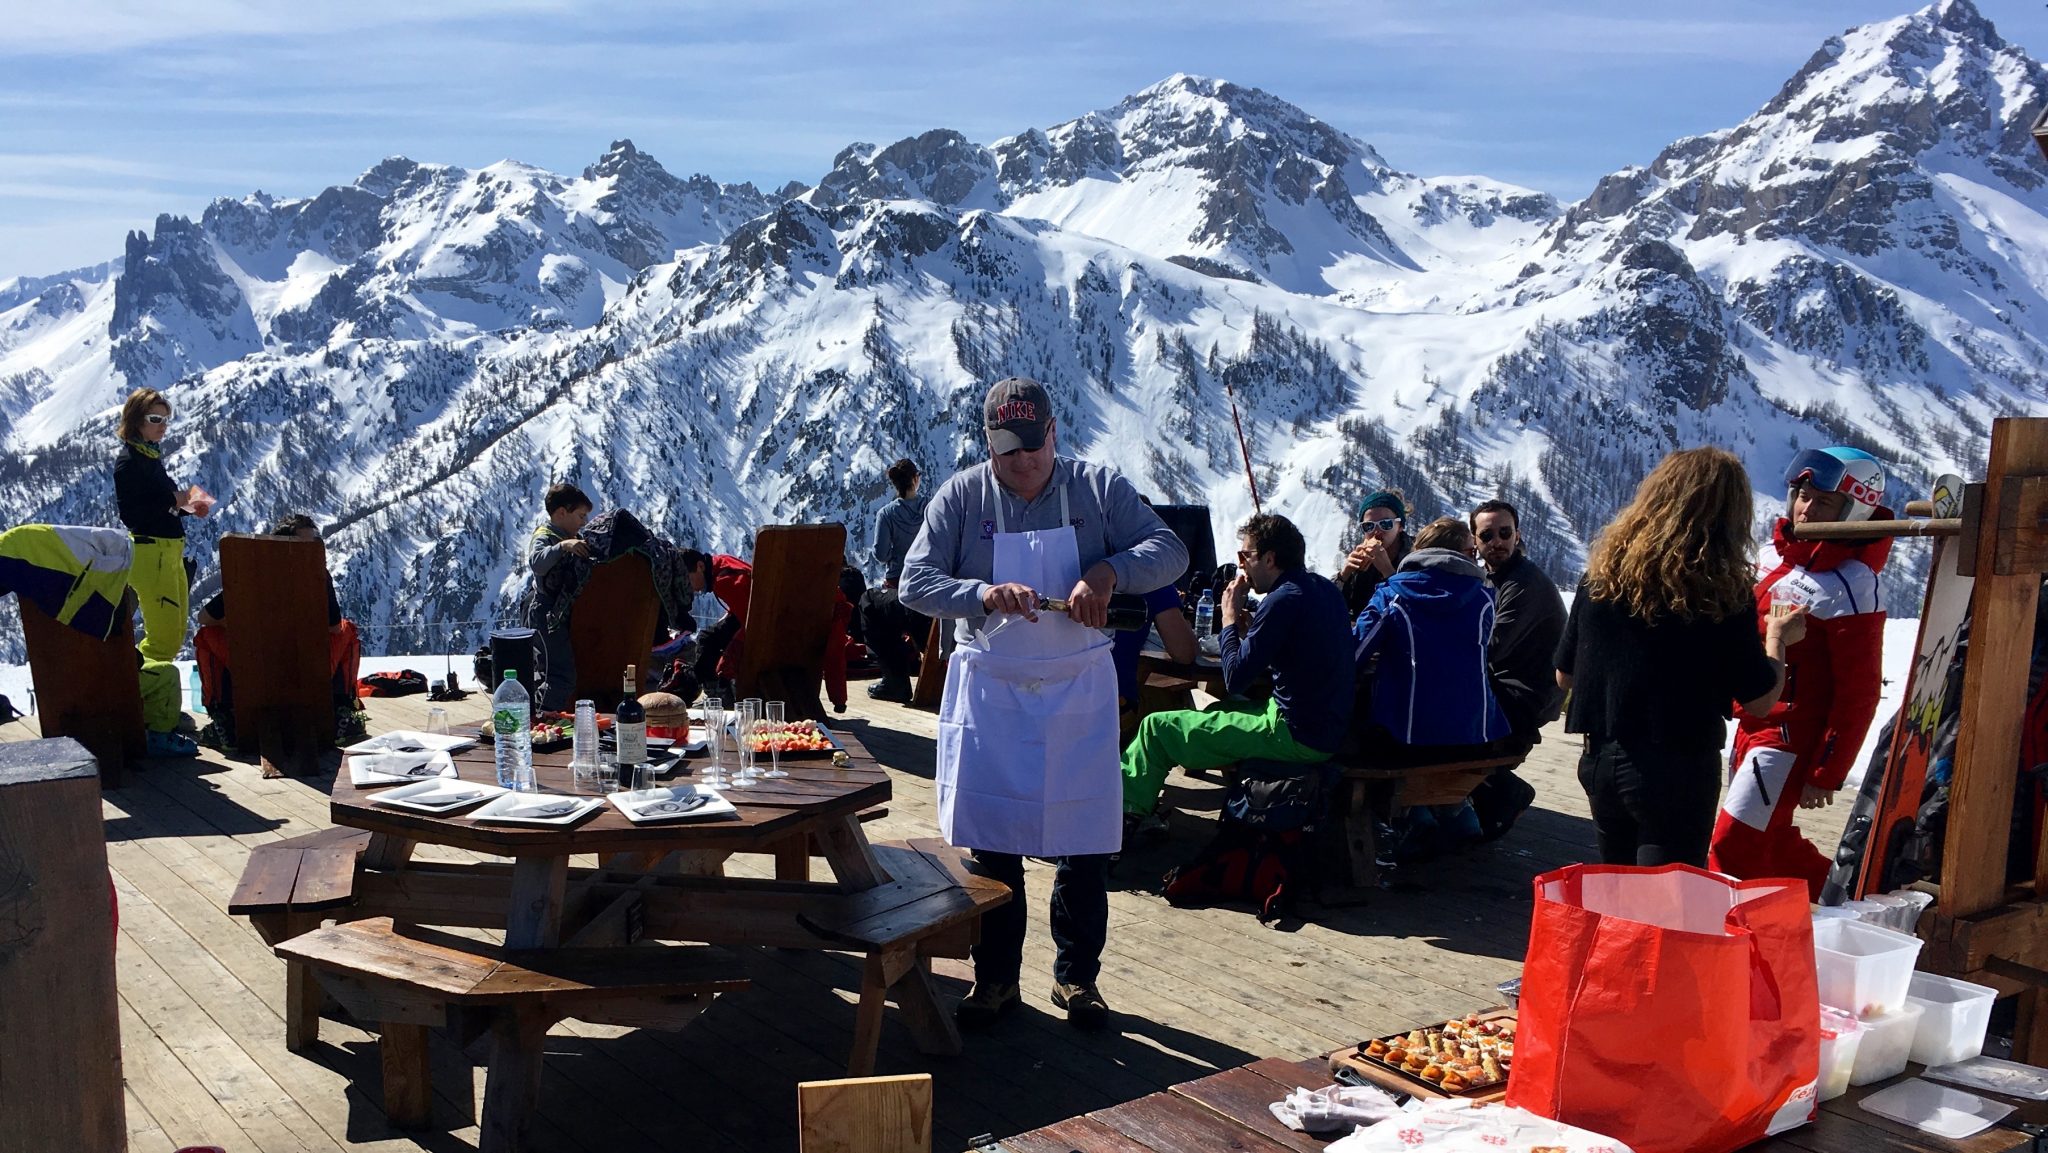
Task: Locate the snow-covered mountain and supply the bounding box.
[2,0,2043,657]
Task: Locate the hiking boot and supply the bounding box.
[954,981,1020,1029]
[145,729,199,759]
[1052,982,1110,1030]
[866,677,914,703]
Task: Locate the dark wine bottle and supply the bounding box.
[615,665,647,767]
[1035,593,1151,632]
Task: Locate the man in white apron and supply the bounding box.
[901,378,1188,1030]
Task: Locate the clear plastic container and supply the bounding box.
[1851,1002,1926,1086]
[1819,1006,1864,1102]
[1859,1077,2014,1139]
[1906,972,1997,1067]
[1864,893,1913,930]
[1814,917,1923,1019]
[1923,1055,2048,1101]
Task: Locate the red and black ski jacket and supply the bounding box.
[1737,514,1893,790]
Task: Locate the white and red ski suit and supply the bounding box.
[1709,517,1890,898]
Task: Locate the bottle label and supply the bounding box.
[617,724,647,766]
[494,708,524,734]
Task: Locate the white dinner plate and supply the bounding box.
[470,792,606,826]
[343,730,477,755]
[348,750,458,786]
[609,785,738,824]
[368,777,504,813]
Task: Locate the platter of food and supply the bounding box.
[1331,1012,1516,1099]
[474,718,573,752]
[741,718,844,759]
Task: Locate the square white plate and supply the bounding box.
[470,792,606,826]
[368,777,504,813]
[609,785,737,824]
[349,750,458,786]
[343,730,477,755]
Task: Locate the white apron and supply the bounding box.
[937,484,1123,857]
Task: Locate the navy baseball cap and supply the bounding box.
[984,378,1052,455]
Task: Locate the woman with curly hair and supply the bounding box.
[1554,447,1805,867]
[113,387,213,757]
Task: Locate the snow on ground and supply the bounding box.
[0,653,470,720]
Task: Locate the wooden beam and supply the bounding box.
[1942,418,2048,919]
[1787,518,1961,541]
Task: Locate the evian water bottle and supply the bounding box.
[492,670,533,791]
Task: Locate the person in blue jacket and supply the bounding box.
[1353,517,1509,752]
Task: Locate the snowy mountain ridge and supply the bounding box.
[1,0,2043,657]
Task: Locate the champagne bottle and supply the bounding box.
[1035,593,1151,632]
[615,665,647,769]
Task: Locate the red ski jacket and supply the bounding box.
[1737,515,1892,791]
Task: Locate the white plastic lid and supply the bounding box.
[1859,1078,2016,1139]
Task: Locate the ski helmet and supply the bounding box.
[1785,446,1885,522]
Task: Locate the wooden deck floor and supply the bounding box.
[17,692,1853,1153]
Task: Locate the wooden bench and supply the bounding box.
[228,826,372,1050]
[274,916,748,1152]
[19,597,144,786]
[796,839,1011,1076]
[220,534,335,776]
[1333,754,1522,888]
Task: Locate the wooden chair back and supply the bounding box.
[220,534,334,759]
[19,597,142,786]
[569,552,659,711]
[734,524,846,720]
[910,616,946,710]
[796,1074,932,1153]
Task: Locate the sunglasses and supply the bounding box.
[1360,517,1400,533]
[1477,527,1515,543]
[143,413,171,426]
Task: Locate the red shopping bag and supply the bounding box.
[1506,864,1819,1153]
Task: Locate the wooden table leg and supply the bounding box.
[506,854,568,950]
[481,1008,549,1153]
[849,952,891,1077]
[1344,778,1378,889]
[381,1021,432,1128]
[362,833,417,872]
[893,956,962,1059]
[817,816,890,889]
[774,834,811,881]
[251,910,329,1051]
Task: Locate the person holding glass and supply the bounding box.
[1556,448,1804,869]
[1710,447,1891,897]
[114,386,212,758]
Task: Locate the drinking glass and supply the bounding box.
[732,699,761,788]
[699,696,725,788]
[762,701,789,778]
[570,699,600,790]
[425,707,450,737]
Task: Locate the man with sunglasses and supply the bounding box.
[1462,500,1566,840]
[1338,491,1412,621]
[1468,500,1566,749]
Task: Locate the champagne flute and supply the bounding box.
[699,696,725,788]
[762,701,789,778]
[733,698,760,788]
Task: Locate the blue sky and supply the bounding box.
[5,0,2047,280]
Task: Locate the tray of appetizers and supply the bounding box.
[1329,1010,1516,1099]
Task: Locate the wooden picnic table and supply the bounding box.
[325,726,991,1073]
[1137,633,1228,699]
[998,1055,2044,1153]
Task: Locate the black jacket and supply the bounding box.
[113,442,186,539]
[1487,552,1568,738]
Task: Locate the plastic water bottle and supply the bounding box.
[187,665,206,715]
[571,698,599,789]
[492,670,533,791]
[1195,589,1215,639]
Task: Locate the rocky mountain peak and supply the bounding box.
[807,129,997,210]
[584,138,662,182]
[355,156,422,198]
